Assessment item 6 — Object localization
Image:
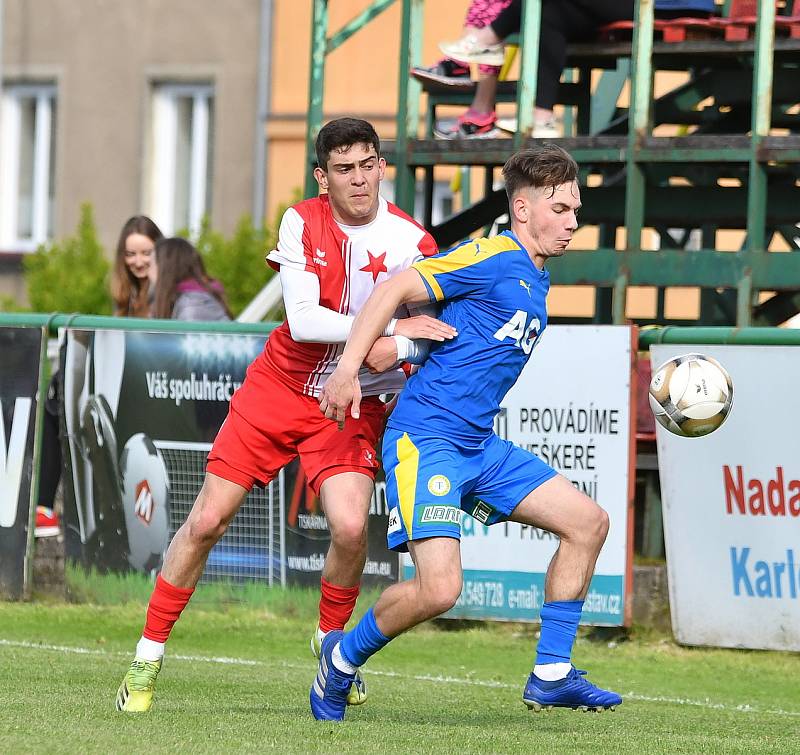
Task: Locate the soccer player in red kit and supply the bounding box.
[116,118,456,712]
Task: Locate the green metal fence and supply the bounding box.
[305,1,800,328]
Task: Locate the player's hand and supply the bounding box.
[365,337,399,374]
[394,315,457,342]
[319,365,362,429]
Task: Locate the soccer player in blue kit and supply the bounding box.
[311,144,622,721]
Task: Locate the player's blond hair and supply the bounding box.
[502,144,578,201]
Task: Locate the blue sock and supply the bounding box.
[535,599,584,665]
[339,607,392,667]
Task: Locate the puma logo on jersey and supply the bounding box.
[519,280,531,296]
[493,310,541,354]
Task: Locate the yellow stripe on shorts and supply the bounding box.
[394,432,420,540]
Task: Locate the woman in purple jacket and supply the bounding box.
[149,237,232,321]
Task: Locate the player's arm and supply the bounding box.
[272,207,443,347]
[268,209,364,343]
[390,301,438,367]
[319,270,456,426]
[282,266,355,342]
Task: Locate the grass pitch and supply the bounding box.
[0,580,797,754]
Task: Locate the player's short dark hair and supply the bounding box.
[315,118,381,171]
[502,144,578,201]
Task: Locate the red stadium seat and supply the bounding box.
[596,17,721,44]
[775,0,800,39]
[709,0,770,42]
[659,17,719,42]
[597,1,800,44]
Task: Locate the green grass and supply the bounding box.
[1,587,797,754]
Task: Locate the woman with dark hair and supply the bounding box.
[111,215,164,317]
[149,237,231,321]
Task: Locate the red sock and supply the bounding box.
[319,577,360,632]
[142,574,195,643]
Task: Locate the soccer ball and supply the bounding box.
[120,433,171,572]
[648,353,733,438]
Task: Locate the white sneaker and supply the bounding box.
[532,120,562,139]
[496,117,518,134]
[439,34,505,67]
[496,117,562,139]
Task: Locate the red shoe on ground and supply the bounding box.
[35,506,60,538]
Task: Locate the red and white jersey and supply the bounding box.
[261,194,438,397]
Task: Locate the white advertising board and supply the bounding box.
[652,344,800,651]
[404,325,635,625]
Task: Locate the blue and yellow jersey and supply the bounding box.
[388,230,549,445]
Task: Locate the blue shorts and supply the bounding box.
[382,427,557,552]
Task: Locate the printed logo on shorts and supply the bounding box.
[471,500,493,524]
[427,474,451,496]
[364,449,375,464]
[420,505,462,525]
[387,507,402,534]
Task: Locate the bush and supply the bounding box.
[193,215,274,317]
[23,203,112,315]
[192,197,296,318]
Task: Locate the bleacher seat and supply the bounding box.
[774,0,800,39]
[597,0,800,44]
[597,0,719,43]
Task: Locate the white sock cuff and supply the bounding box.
[136,637,165,662]
[331,643,357,674]
[534,662,572,681]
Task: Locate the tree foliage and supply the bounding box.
[192,196,296,318]
[23,203,112,315]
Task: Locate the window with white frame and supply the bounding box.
[149,83,214,235]
[0,85,57,251]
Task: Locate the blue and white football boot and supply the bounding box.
[523,667,622,712]
[310,630,356,722]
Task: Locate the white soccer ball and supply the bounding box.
[120,433,171,572]
[648,353,733,438]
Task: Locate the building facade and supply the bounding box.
[0,0,463,306]
[0,0,263,301]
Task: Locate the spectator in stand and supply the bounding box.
[413,0,514,131]
[36,214,164,538]
[149,237,232,321]
[111,215,164,317]
[428,0,715,140]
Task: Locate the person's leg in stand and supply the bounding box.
[432,0,513,138]
[534,0,633,134]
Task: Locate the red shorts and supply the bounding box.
[206,360,384,495]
